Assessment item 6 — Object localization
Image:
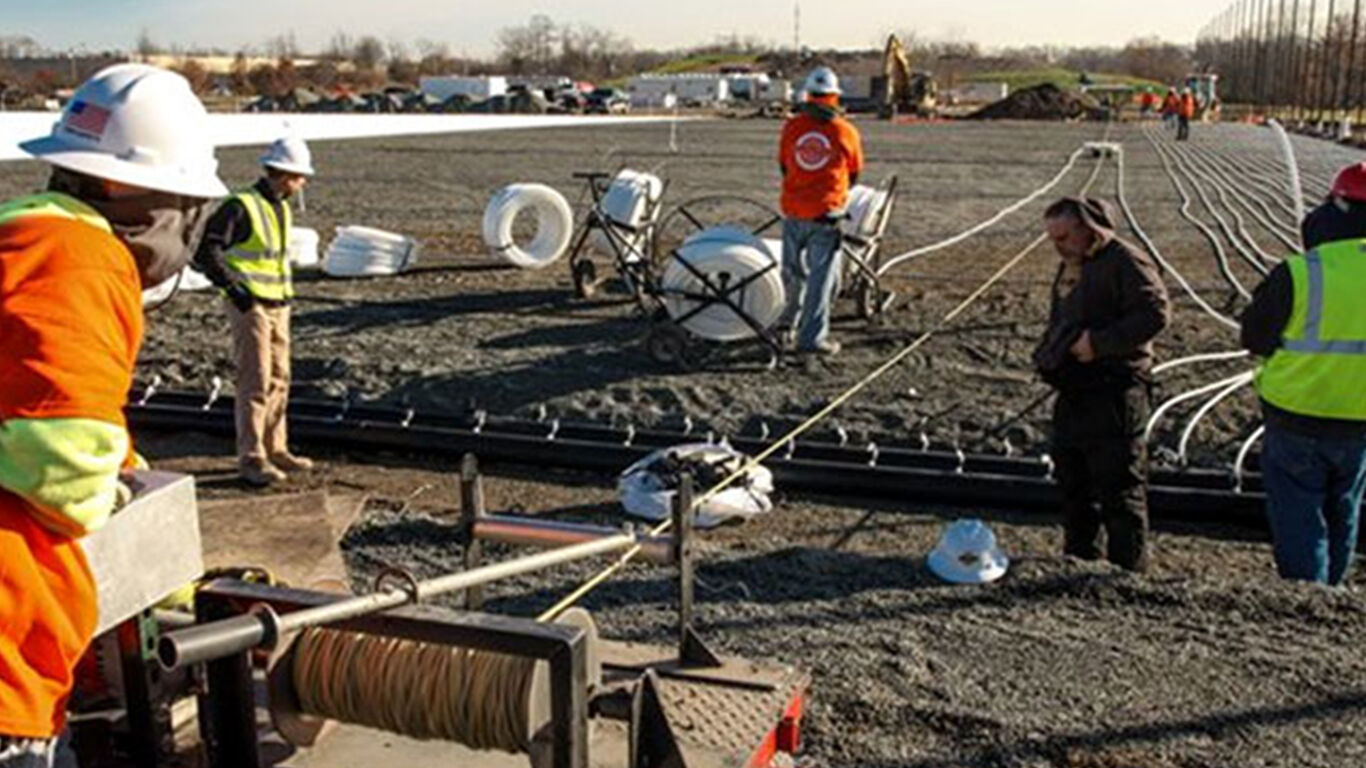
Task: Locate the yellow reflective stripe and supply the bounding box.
[0,417,128,536]
[0,192,112,233]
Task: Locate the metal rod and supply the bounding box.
[460,453,486,610]
[473,515,676,564]
[159,532,637,669]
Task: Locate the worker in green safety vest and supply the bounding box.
[193,136,315,487]
[1240,161,1366,585]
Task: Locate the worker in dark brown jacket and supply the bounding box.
[1033,197,1171,572]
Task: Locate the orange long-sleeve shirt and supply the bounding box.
[0,195,143,738]
[778,105,865,220]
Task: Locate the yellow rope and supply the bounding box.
[291,627,537,752]
[538,150,1111,622]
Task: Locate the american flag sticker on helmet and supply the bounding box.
[64,100,111,139]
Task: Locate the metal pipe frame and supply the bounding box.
[474,514,677,564]
[194,579,589,768]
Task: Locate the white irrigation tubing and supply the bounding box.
[1190,145,1301,248]
[1176,373,1255,466]
[1159,136,1270,280]
[1178,142,1298,254]
[875,146,1088,276]
[1268,120,1307,235]
[1143,370,1255,444]
[1233,424,1266,492]
[1151,349,1251,376]
[1143,129,1254,300]
[1114,143,1241,331]
[1198,148,1302,236]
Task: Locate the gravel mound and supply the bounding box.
[968,84,1108,121]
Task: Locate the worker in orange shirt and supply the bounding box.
[1160,88,1180,129]
[0,64,224,761]
[1177,87,1197,141]
[777,66,864,356]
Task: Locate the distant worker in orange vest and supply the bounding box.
[1177,88,1197,141]
[0,64,224,761]
[1160,88,1180,129]
[777,66,865,356]
[1139,89,1158,119]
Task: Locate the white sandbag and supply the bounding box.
[141,266,213,306]
[323,225,420,277]
[287,226,320,268]
[482,183,574,269]
[618,442,774,529]
[591,169,665,264]
[660,227,785,342]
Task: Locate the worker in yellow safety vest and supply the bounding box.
[1240,161,1366,585]
[193,136,315,487]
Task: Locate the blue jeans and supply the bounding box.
[1261,426,1366,585]
[778,218,842,350]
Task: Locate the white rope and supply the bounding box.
[1144,370,1256,444]
[876,147,1088,276]
[1234,424,1266,492]
[1152,349,1251,376]
[1268,119,1307,236]
[1176,373,1254,466]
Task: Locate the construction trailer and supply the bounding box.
[626,73,730,108]
[419,75,510,102]
[946,82,1009,105]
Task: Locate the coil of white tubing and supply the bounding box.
[287,227,320,268]
[661,226,785,342]
[844,185,888,238]
[482,183,574,269]
[591,170,664,263]
[323,225,419,277]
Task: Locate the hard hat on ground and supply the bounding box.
[926,519,1009,584]
[1330,162,1366,204]
[19,63,226,199]
[803,66,841,97]
[260,135,315,177]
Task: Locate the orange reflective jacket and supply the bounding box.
[0,194,142,738]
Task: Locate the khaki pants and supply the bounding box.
[228,301,291,464]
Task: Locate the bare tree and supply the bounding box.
[326,32,354,62]
[352,35,386,71]
[497,14,558,74]
[136,27,161,57]
[265,31,299,60]
[174,59,212,94]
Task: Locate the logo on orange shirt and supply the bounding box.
[794,131,834,171]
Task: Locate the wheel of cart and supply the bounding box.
[644,202,788,371]
[840,174,899,325]
[562,170,669,302]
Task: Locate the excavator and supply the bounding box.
[878,33,938,119]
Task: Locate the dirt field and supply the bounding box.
[7,117,1366,767]
[6,117,1361,467]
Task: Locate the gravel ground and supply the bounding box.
[5,118,1362,469]
[9,118,1366,766]
[140,433,1366,768]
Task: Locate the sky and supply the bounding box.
[1,1,1232,57]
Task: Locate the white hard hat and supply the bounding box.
[803,66,841,96]
[926,519,1009,585]
[260,135,314,177]
[19,63,227,199]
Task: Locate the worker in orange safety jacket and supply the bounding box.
[0,64,223,762]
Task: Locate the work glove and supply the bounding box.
[226,283,255,313]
